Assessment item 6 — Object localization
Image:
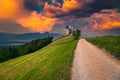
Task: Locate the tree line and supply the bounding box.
[0,37,53,62]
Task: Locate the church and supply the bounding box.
[64,25,73,35]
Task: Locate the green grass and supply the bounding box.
[0,36,78,80]
[87,36,120,59]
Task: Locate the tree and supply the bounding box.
[73,29,81,39]
[72,31,76,36]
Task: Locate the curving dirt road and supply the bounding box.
[72,39,120,80]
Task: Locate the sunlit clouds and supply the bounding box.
[17,11,59,33]
[0,0,60,32]
[0,0,25,19]
[0,0,65,33]
[44,0,83,17]
[0,0,120,35]
[88,9,120,30]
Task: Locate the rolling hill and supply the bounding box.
[0,36,78,80]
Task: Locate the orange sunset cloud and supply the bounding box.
[90,9,120,30]
[17,11,59,33]
[44,0,83,17]
[0,0,119,33]
[0,0,59,32]
[0,0,26,19]
[63,0,82,12]
[94,21,120,30]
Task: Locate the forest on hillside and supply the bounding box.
[0,37,53,62]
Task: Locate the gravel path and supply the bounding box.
[72,39,120,80]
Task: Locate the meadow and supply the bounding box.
[0,36,78,80]
[87,36,120,59]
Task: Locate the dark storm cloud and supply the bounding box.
[21,0,120,17]
[82,0,120,16]
[23,0,63,13]
[66,0,120,18]
[23,0,44,12]
[1,0,120,34]
[88,0,120,12]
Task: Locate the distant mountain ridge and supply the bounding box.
[0,32,61,45]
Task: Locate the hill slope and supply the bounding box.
[87,36,120,59]
[0,36,78,80]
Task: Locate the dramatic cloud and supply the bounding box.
[44,0,84,17]
[0,0,60,33]
[90,0,120,11]
[81,9,120,37]
[17,11,60,33]
[0,0,29,19]
[88,9,120,30]
[0,0,120,35]
[23,0,45,12]
[0,0,19,19]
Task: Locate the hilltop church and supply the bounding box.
[64,25,73,35]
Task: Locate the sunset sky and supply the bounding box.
[0,0,120,36]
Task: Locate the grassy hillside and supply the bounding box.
[0,36,78,80]
[87,36,120,59]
